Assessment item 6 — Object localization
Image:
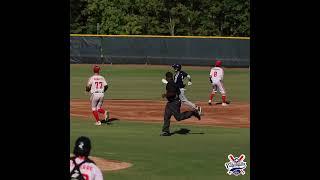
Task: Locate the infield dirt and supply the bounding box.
[71,99,249,128]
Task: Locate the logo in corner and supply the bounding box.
[225,154,247,176]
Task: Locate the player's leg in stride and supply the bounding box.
[221,94,228,106]
[96,95,111,124]
[97,108,107,121]
[208,85,217,105]
[92,110,101,126]
[218,83,228,106]
[179,89,202,115]
[98,108,110,124]
[208,93,214,105]
[89,94,101,125]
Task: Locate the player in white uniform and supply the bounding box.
[208,60,228,106]
[70,136,103,180]
[86,65,109,126]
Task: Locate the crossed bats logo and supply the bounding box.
[225,154,247,176]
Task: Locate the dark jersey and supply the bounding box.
[173,71,189,88]
[166,80,181,102]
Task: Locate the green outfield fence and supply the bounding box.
[70,34,250,67]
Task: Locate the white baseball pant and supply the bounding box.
[90,93,104,111]
[211,80,226,94]
[179,88,197,110]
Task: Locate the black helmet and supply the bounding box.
[172,64,182,71]
[73,136,91,157]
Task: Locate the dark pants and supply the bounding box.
[162,99,194,132]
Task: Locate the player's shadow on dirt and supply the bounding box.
[171,128,204,135]
[101,118,120,125]
[108,118,119,122]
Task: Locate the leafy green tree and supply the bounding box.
[70,0,88,33]
[70,0,250,36]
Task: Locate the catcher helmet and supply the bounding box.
[215,60,222,67]
[172,64,182,71]
[73,136,91,157]
[93,65,100,73]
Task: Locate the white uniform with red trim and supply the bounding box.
[209,67,226,94]
[87,75,108,111]
[70,157,103,180]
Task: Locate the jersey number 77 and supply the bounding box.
[95,82,103,89]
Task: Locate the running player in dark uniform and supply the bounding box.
[171,64,202,114]
[160,72,201,136]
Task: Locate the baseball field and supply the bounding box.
[70,64,250,180]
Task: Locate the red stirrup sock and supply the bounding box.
[98,108,105,114]
[92,111,100,122]
[222,95,227,103]
[209,93,215,101]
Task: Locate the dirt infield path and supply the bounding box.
[71,99,249,128]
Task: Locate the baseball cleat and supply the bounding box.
[193,110,201,120]
[222,103,228,106]
[105,111,110,121]
[100,119,106,123]
[160,131,171,136]
[208,100,212,105]
[197,106,203,116]
[95,121,102,126]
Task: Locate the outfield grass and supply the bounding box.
[71,118,250,180]
[70,64,250,102]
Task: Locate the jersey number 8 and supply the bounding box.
[213,71,217,77]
